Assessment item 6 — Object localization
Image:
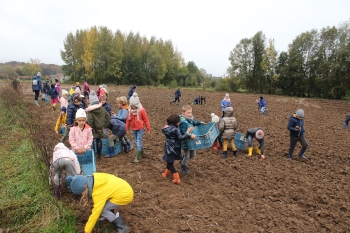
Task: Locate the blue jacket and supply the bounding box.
[179,114,201,150]
[109,116,126,137]
[221,99,231,112]
[287,114,305,137]
[127,86,135,100]
[66,102,83,126]
[48,88,58,99]
[115,108,128,123]
[102,102,112,116]
[174,89,181,98]
[162,124,190,163]
[259,99,266,107]
[32,76,43,91]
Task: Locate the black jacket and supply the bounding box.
[162,124,190,163]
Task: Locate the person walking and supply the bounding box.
[32,72,43,106]
[287,109,308,159]
[170,88,181,106]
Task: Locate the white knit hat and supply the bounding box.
[129,92,140,107]
[37,72,41,77]
[255,129,264,140]
[75,108,87,119]
[210,113,220,123]
[62,89,68,96]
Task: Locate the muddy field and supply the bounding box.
[14,82,350,232]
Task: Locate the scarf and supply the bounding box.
[224,97,231,102]
[128,103,143,121]
[120,104,129,110]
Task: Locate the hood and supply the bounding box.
[93,173,109,190]
[224,107,234,117]
[162,124,177,137]
[53,142,69,152]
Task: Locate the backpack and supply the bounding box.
[33,79,38,86]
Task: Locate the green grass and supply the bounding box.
[0,98,76,232]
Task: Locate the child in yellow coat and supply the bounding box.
[55,106,67,134]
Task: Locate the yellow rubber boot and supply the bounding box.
[255,147,261,155]
[248,147,253,157]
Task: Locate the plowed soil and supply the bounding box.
[15,82,350,232]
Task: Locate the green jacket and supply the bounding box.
[179,114,201,150]
[87,106,110,138]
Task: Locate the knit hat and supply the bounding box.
[75,87,81,94]
[37,72,41,77]
[89,90,99,105]
[70,175,87,195]
[60,106,67,113]
[62,89,68,96]
[76,82,80,85]
[45,79,49,83]
[75,108,87,119]
[296,109,304,118]
[225,93,229,98]
[129,92,140,107]
[210,113,220,123]
[255,130,264,140]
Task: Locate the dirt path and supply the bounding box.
[14,82,350,232]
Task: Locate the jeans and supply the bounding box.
[61,126,70,143]
[260,106,266,115]
[181,150,196,166]
[132,129,144,151]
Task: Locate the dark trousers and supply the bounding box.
[171,98,180,103]
[166,162,176,173]
[34,90,40,101]
[288,134,308,155]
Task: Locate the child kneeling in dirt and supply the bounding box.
[179,105,205,174]
[68,108,93,154]
[51,142,81,199]
[219,107,238,157]
[246,127,265,159]
[162,114,195,184]
[67,173,133,233]
[106,114,128,158]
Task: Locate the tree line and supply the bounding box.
[60,26,212,88]
[227,20,350,100]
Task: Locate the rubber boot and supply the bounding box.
[34,100,40,106]
[54,186,61,199]
[177,101,180,106]
[122,144,128,153]
[213,141,218,151]
[111,215,129,233]
[181,164,189,174]
[96,140,102,160]
[140,148,147,158]
[233,150,238,156]
[298,150,307,159]
[162,168,170,178]
[125,138,133,150]
[255,147,261,155]
[222,151,227,158]
[105,147,116,158]
[248,147,253,157]
[133,151,141,163]
[172,172,181,184]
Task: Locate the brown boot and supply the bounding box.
[162,169,170,178]
[172,172,181,184]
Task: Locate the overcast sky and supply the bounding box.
[0,0,349,76]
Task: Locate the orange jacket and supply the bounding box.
[126,108,151,131]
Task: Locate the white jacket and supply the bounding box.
[52,143,81,174]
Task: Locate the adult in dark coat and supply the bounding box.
[127,85,136,100]
[170,88,181,106]
[161,114,195,184]
[32,72,43,106]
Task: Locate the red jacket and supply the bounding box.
[126,108,151,131]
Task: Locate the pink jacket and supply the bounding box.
[68,124,93,152]
[52,143,81,174]
[60,96,68,109]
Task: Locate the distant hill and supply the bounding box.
[0,61,62,76]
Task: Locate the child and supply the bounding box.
[257,96,267,116]
[179,105,204,174]
[170,88,181,106]
[61,94,84,143]
[68,84,76,102]
[55,79,61,101]
[74,87,88,109]
[67,173,133,233]
[75,82,81,92]
[86,91,111,159]
[42,80,50,102]
[287,109,308,159]
[48,84,59,110]
[100,95,112,116]
[162,114,195,184]
[219,107,238,157]
[83,81,90,98]
[106,115,127,158]
[342,114,350,129]
[51,142,81,199]
[115,96,129,123]
[60,89,69,109]
[246,127,265,159]
[126,92,151,163]
[221,93,231,118]
[127,85,136,100]
[55,106,67,134]
[68,108,93,154]
[210,113,221,150]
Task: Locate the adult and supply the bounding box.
[127,85,136,100]
[287,109,308,159]
[220,93,231,118]
[170,88,181,106]
[32,72,43,106]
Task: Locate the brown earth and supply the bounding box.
[13,82,350,232]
